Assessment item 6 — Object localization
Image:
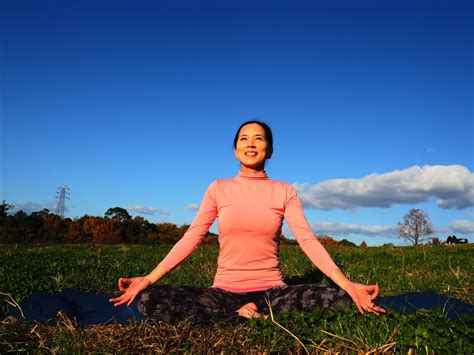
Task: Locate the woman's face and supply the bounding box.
[234,123,272,173]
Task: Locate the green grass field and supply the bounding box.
[1,244,473,352]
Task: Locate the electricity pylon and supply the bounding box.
[55,185,70,218]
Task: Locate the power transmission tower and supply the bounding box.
[55,184,70,218]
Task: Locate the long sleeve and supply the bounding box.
[158,182,218,273]
[284,184,340,277]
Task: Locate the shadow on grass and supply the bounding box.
[284,269,324,285]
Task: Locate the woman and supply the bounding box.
[109,120,385,322]
[12,121,471,324]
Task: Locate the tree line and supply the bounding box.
[0,203,217,244]
[2,202,441,246]
[0,202,359,246]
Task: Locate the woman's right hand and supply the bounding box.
[109,277,151,307]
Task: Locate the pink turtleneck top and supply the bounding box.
[158,171,339,293]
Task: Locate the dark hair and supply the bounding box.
[233,120,273,151]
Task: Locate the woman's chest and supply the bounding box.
[216,184,286,234]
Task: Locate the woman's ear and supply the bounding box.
[234,149,239,159]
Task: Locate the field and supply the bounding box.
[1,244,473,352]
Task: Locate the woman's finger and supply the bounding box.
[126,292,138,306]
[364,302,385,316]
[346,287,364,315]
[110,296,126,306]
[372,305,386,314]
[369,284,379,299]
[114,293,132,307]
[119,278,132,291]
[109,293,124,302]
[367,306,381,316]
[353,298,364,315]
[113,299,128,307]
[109,294,125,303]
[109,292,131,306]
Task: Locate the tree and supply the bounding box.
[339,239,357,247]
[104,207,131,222]
[397,208,433,245]
[0,200,14,217]
[0,201,14,231]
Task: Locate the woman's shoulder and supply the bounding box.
[267,179,299,201]
[268,178,294,189]
[206,177,237,190]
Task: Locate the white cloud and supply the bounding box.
[184,204,199,211]
[10,201,63,215]
[310,222,397,238]
[293,165,474,210]
[450,220,474,234]
[433,226,450,235]
[127,205,169,215]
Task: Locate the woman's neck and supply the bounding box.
[237,170,268,180]
[240,165,266,174]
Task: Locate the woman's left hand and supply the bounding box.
[343,282,386,316]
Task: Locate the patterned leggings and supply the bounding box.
[137,284,352,323]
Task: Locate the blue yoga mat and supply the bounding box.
[9,289,143,325]
[8,289,473,325]
[376,291,473,320]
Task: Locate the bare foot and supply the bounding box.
[236,302,268,319]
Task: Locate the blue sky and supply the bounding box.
[1,0,473,246]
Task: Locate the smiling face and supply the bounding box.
[234,123,272,174]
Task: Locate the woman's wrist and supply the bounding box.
[328,269,351,291]
[336,278,350,291]
[143,275,154,285]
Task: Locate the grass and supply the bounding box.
[0,243,473,352]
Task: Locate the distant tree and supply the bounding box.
[176,224,190,239]
[124,216,149,243]
[155,222,179,243]
[42,214,66,242]
[104,207,131,222]
[316,235,338,246]
[359,241,368,248]
[64,218,86,243]
[0,200,14,217]
[339,239,357,247]
[280,234,298,245]
[83,216,121,244]
[397,208,433,245]
[31,209,50,219]
[15,210,27,218]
